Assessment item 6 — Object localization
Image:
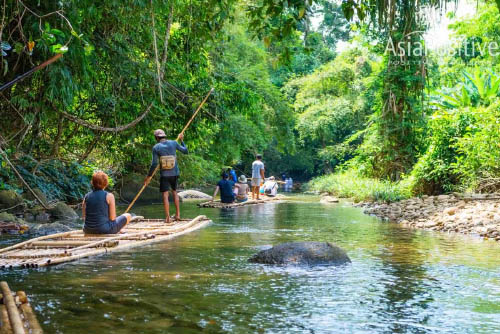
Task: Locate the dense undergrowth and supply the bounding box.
[0,154,95,203]
[308,170,412,202]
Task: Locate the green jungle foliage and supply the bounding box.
[308,3,500,199]
[0,1,304,194]
[2,0,500,203]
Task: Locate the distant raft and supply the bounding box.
[0,281,43,334]
[0,216,211,269]
[198,195,285,208]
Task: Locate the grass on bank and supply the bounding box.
[307,170,412,202]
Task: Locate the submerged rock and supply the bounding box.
[178,190,212,200]
[29,222,73,235]
[49,202,78,220]
[249,241,351,266]
[0,212,26,224]
[320,196,339,204]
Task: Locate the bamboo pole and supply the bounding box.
[0,216,211,269]
[16,292,43,334]
[0,54,63,92]
[0,283,24,334]
[177,87,214,139]
[0,230,81,254]
[42,217,211,267]
[123,88,214,214]
[0,303,13,334]
[70,215,206,252]
[28,240,118,248]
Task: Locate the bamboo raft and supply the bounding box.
[0,216,210,269]
[0,281,43,334]
[198,195,285,208]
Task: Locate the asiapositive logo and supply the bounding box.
[385,30,500,61]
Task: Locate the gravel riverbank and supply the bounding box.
[355,193,500,241]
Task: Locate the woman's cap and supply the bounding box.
[238,175,247,183]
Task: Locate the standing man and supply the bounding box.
[251,154,265,200]
[144,129,188,224]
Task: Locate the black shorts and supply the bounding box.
[160,176,179,192]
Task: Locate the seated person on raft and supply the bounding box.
[213,172,235,203]
[82,171,132,234]
[234,175,249,202]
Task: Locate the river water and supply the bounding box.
[1,196,500,333]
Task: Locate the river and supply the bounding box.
[1,196,500,333]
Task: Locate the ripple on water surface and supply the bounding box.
[1,199,500,334]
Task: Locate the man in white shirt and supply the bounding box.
[251,154,265,200]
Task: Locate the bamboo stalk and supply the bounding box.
[28,240,118,248]
[41,217,211,267]
[0,303,13,334]
[0,282,24,334]
[0,231,81,254]
[0,217,210,269]
[2,253,68,259]
[70,216,206,252]
[16,292,42,334]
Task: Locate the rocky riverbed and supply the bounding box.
[355,193,500,241]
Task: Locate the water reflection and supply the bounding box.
[0,200,499,333]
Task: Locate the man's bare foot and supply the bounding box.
[174,216,181,221]
[164,218,171,224]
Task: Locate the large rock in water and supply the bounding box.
[0,190,24,211]
[249,242,351,266]
[320,196,339,204]
[118,173,182,204]
[178,190,212,200]
[29,222,74,235]
[49,202,78,220]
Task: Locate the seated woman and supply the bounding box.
[234,175,249,202]
[213,172,235,203]
[82,171,132,234]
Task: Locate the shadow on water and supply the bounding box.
[0,198,500,333]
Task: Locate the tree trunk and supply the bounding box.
[160,3,174,80]
[50,114,65,158]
